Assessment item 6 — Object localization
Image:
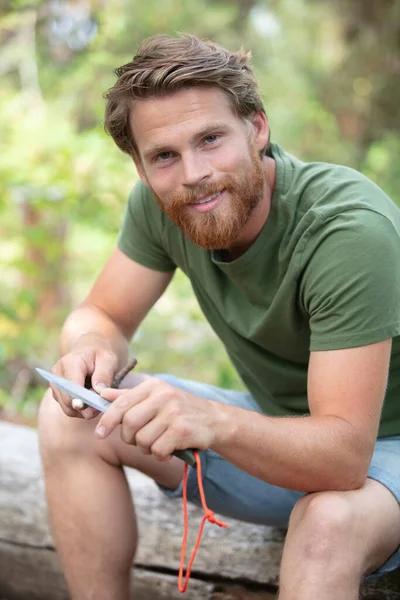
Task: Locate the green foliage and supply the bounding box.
[1,0,399,415]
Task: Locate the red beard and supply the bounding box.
[152,144,265,250]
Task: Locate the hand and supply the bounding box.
[50,333,119,419]
[95,378,225,461]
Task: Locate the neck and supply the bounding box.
[221,155,276,261]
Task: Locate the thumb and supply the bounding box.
[99,387,126,401]
[92,355,118,392]
[92,378,113,394]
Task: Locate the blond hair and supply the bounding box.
[104,34,267,157]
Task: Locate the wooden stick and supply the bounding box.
[111,357,138,389]
[83,357,138,391]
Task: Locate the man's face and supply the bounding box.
[129,86,267,250]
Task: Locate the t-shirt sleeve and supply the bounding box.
[117,181,176,272]
[299,209,400,351]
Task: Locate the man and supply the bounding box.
[38,34,400,600]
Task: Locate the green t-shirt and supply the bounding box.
[118,142,400,438]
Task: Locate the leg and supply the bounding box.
[278,479,400,600]
[38,373,184,600]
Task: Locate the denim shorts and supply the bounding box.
[155,374,400,578]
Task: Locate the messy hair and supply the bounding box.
[104,33,267,158]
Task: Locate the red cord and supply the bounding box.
[178,451,229,593]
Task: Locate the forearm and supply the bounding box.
[60,305,130,367]
[211,405,371,492]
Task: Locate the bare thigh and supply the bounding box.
[39,372,184,490]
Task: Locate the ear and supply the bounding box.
[132,155,149,187]
[249,112,270,153]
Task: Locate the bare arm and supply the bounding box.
[210,339,391,491]
[61,246,173,360]
[51,246,173,415]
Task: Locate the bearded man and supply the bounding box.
[38,34,400,600]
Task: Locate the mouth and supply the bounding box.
[190,190,225,213]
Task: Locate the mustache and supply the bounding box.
[171,179,231,208]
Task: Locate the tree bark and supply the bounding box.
[0,421,399,599]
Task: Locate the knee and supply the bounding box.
[288,492,354,562]
[38,389,99,466]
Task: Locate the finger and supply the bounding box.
[149,431,177,462]
[100,374,161,401]
[49,363,71,410]
[49,383,79,418]
[71,398,92,419]
[133,417,169,455]
[92,351,119,393]
[81,407,100,420]
[52,356,92,413]
[60,356,102,419]
[71,399,100,420]
[101,377,162,402]
[119,402,166,446]
[99,388,127,402]
[70,402,99,420]
[95,383,157,439]
[49,380,63,405]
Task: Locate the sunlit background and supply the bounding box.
[1,0,399,421]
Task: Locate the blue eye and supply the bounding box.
[204,135,218,144]
[156,152,173,161]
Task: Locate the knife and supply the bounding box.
[36,368,196,467]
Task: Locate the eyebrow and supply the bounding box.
[143,121,230,159]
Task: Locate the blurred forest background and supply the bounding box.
[1,0,400,421]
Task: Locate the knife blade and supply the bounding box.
[36,368,196,467]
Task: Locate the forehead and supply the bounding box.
[129,86,242,154]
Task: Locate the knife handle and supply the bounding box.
[173,449,197,467]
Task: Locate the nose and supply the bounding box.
[181,152,212,187]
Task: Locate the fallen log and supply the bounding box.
[0,421,399,599]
